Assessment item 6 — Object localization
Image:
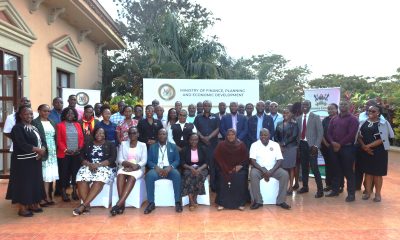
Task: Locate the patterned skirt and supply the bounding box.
[181,168,208,196]
[76,166,116,184]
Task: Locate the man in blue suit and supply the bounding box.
[220,102,248,141]
[144,128,182,214]
[247,101,275,145]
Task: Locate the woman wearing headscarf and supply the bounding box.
[214,128,249,210]
[357,104,394,202]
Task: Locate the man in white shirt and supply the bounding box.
[249,128,290,210]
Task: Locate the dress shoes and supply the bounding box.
[175,202,183,213]
[325,191,339,197]
[323,186,332,192]
[339,187,344,193]
[345,195,355,202]
[315,191,324,198]
[276,202,291,210]
[144,202,156,214]
[298,187,309,194]
[18,210,33,217]
[250,202,263,210]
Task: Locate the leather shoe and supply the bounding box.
[276,202,291,210]
[298,187,309,194]
[315,191,324,198]
[144,202,155,214]
[323,186,332,192]
[325,191,339,197]
[175,202,183,213]
[345,195,355,202]
[250,202,263,210]
[339,187,344,193]
[18,210,33,217]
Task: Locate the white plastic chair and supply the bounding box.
[154,179,176,207]
[182,178,210,206]
[111,177,147,208]
[260,178,279,204]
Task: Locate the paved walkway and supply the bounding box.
[1,151,399,240]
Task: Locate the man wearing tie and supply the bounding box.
[220,102,248,142]
[296,100,324,198]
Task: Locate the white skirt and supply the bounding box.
[117,167,144,179]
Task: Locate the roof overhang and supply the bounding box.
[41,0,126,50]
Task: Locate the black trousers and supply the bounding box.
[330,145,356,195]
[299,141,323,191]
[320,145,332,187]
[59,154,81,188]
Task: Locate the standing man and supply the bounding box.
[247,101,275,146]
[249,128,290,210]
[187,104,196,123]
[297,100,324,198]
[238,103,245,115]
[220,102,248,142]
[245,103,254,120]
[49,97,63,124]
[326,101,359,202]
[215,102,227,141]
[194,100,220,191]
[110,101,126,125]
[268,101,284,131]
[144,129,182,214]
[196,101,204,115]
[67,95,83,120]
[175,101,183,116]
[264,100,271,114]
[94,103,103,121]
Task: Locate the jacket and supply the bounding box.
[56,121,84,158]
[32,117,56,161]
[147,142,180,169]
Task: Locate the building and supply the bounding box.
[0,0,126,176]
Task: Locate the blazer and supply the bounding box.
[219,113,248,141]
[275,120,299,148]
[81,140,117,167]
[56,121,84,158]
[32,117,56,161]
[180,145,209,167]
[356,118,394,150]
[171,122,195,148]
[247,114,275,144]
[296,112,323,148]
[118,140,147,168]
[147,142,180,169]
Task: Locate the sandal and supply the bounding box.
[72,204,87,216]
[189,204,195,211]
[217,206,224,211]
[373,195,381,202]
[238,206,245,211]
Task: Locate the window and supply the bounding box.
[57,69,70,97]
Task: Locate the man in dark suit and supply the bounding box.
[297,100,324,198]
[220,102,248,142]
[247,101,275,146]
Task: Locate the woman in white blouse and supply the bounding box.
[111,126,147,216]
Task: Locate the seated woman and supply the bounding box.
[72,127,117,216]
[214,128,250,211]
[181,133,208,211]
[111,126,147,216]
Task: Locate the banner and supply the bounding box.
[143,78,259,111]
[304,87,341,117]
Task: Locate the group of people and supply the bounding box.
[4,95,394,217]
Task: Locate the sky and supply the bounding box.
[99,0,400,79]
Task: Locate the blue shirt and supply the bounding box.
[48,108,62,125]
[95,121,118,144]
[194,113,220,142]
